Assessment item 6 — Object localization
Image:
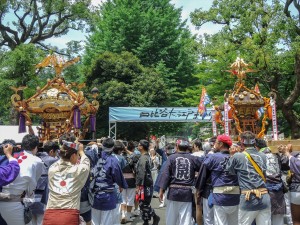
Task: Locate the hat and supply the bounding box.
[217,135,232,147]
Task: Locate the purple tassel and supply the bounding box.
[73,107,81,129]
[90,114,96,132]
[18,113,26,133]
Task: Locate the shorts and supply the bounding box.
[80,209,91,222]
[121,188,136,206]
[290,192,300,205]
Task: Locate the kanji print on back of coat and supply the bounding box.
[175,157,191,180]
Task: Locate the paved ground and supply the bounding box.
[127,197,166,225]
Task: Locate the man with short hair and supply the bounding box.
[226,131,271,225]
[0,134,43,225]
[255,138,286,225]
[91,137,128,225]
[136,139,160,225]
[0,142,20,186]
[159,139,201,225]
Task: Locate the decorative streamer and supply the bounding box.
[270,98,278,141]
[18,113,26,133]
[224,101,230,136]
[90,114,96,132]
[211,109,217,136]
[73,106,81,129]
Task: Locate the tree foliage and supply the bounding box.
[85,51,171,139]
[190,0,300,138]
[85,0,199,95]
[0,0,93,51]
[0,44,46,123]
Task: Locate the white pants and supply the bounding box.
[214,205,238,225]
[121,188,135,207]
[166,200,192,225]
[0,201,32,225]
[284,192,293,225]
[271,214,284,225]
[31,214,44,225]
[290,191,300,205]
[238,207,271,225]
[92,208,120,225]
[203,197,214,225]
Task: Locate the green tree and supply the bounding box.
[190,0,300,138]
[84,0,199,97]
[0,44,46,124]
[0,0,93,52]
[85,51,171,139]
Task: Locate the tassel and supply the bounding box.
[73,106,81,129]
[18,113,26,133]
[90,114,96,132]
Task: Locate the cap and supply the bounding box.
[217,135,232,147]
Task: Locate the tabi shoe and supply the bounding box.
[152,214,160,225]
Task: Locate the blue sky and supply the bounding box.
[48,0,222,48]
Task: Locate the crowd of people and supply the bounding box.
[0,131,299,225]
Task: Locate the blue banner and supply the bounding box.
[109,107,213,122]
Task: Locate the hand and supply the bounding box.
[78,143,84,156]
[119,187,123,193]
[3,144,13,159]
[159,189,164,202]
[135,186,140,193]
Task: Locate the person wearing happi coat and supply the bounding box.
[226,131,271,225]
[196,135,240,225]
[0,134,43,225]
[159,139,201,225]
[42,140,90,225]
[136,139,160,225]
[90,138,128,225]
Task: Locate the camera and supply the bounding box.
[0,143,19,155]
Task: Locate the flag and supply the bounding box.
[198,87,211,115]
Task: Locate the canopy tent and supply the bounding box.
[109,107,213,139]
[0,126,38,143]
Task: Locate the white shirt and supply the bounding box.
[3,150,43,197]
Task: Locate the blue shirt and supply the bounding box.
[203,151,240,206]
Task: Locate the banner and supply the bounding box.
[211,109,218,136]
[224,102,230,136]
[109,107,213,122]
[270,98,278,141]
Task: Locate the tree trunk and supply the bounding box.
[282,52,300,139]
[281,106,300,139]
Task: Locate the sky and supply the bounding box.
[48,0,223,49]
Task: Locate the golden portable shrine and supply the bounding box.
[10,54,100,141]
[214,57,275,139]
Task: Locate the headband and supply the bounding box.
[176,140,189,147]
[241,138,256,145]
[102,146,114,153]
[62,140,79,151]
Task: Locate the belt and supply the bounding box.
[0,193,22,202]
[213,186,240,194]
[170,184,192,189]
[169,184,196,193]
[241,188,268,201]
[123,173,135,179]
